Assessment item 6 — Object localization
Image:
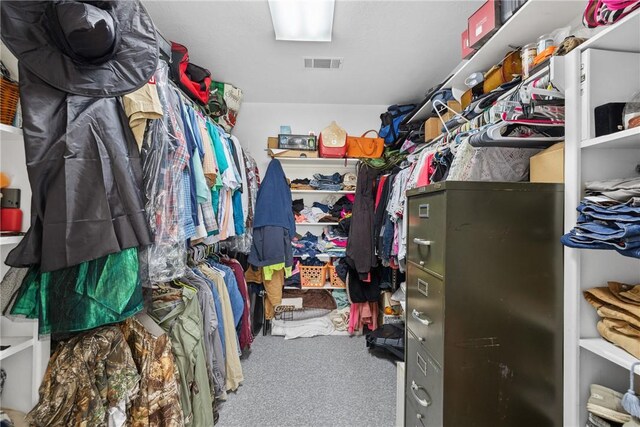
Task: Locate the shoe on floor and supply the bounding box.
[587,384,632,424]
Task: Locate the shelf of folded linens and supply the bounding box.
[580,338,640,374]
[291,190,355,194]
[581,127,640,150]
[296,222,339,226]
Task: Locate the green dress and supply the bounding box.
[10,248,143,336]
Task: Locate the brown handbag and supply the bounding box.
[346,130,384,158]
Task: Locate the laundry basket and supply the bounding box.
[300,264,327,287]
[327,264,346,288]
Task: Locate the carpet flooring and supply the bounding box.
[217,334,397,427]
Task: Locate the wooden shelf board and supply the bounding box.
[581,127,640,149]
[580,338,640,374]
[0,336,34,361]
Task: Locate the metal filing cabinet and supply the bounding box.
[404,182,564,427]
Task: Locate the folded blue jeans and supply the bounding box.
[577,202,640,223]
[574,221,640,241]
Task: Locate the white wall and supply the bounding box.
[232,102,386,176]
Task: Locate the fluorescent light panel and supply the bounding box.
[268,0,335,42]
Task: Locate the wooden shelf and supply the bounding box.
[0,336,34,361]
[578,9,640,53]
[0,235,23,246]
[442,0,584,100]
[291,190,355,194]
[580,338,640,374]
[581,127,640,149]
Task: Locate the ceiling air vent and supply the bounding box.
[303,57,343,70]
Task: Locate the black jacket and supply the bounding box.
[5,65,151,272]
[346,164,380,279]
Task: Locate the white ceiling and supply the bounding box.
[143,0,483,105]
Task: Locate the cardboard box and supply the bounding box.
[424,101,462,141]
[468,0,501,48]
[461,29,476,59]
[530,142,564,183]
[268,137,318,158]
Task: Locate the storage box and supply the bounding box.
[461,29,476,59]
[500,0,527,23]
[530,142,564,183]
[424,101,462,141]
[268,137,318,158]
[468,0,501,48]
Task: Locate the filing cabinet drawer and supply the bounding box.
[407,193,445,277]
[406,330,443,427]
[406,262,444,363]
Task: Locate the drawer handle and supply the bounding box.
[411,381,432,408]
[412,309,433,326]
[413,238,433,247]
[418,203,430,218]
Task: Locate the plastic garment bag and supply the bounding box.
[138,62,188,285]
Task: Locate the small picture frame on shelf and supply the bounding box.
[278,134,317,151]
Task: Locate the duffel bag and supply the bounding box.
[170,42,211,105]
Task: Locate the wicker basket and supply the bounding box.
[327,264,346,288]
[0,74,19,126]
[300,264,327,288]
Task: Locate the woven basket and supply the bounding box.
[328,264,346,288]
[300,265,327,288]
[0,76,19,126]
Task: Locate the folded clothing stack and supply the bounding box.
[562,177,640,259]
[292,196,354,224]
[292,231,347,258]
[289,173,357,191]
[584,281,640,359]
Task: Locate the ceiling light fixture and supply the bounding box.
[268,0,335,42]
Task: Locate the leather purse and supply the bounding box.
[346,130,384,158]
[483,50,522,94]
[319,121,347,158]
